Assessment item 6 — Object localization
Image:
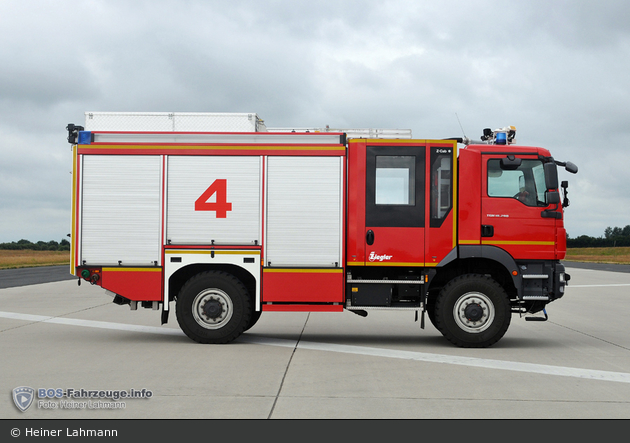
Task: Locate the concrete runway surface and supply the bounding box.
[1,264,629,419]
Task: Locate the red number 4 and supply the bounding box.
[195,179,233,218]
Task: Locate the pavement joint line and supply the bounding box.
[2,310,630,385]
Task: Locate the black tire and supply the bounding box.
[425,294,437,329]
[434,274,511,348]
[176,271,252,344]
[244,309,262,332]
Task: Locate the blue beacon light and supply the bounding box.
[495,132,507,145]
[78,131,92,145]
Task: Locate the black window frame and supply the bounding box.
[366,145,425,228]
[429,147,453,228]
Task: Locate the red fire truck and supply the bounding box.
[66,112,577,348]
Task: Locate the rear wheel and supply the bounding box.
[434,274,511,348]
[176,271,251,344]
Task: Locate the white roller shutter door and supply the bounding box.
[81,155,162,265]
[166,156,261,245]
[265,157,342,267]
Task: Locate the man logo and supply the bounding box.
[13,386,35,412]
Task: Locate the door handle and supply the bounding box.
[481,225,494,237]
[366,230,375,245]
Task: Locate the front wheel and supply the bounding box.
[434,274,511,348]
[176,271,252,344]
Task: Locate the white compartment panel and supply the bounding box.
[167,156,261,245]
[81,156,162,265]
[84,112,263,132]
[266,157,342,267]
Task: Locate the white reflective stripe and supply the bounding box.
[2,310,630,385]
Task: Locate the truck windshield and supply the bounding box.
[487,159,548,207]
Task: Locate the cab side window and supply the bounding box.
[430,150,453,227]
[375,156,415,205]
[487,159,547,207]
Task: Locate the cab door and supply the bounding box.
[481,153,556,260]
[363,143,426,267]
[425,143,457,266]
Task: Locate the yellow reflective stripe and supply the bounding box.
[459,240,554,246]
[452,143,458,249]
[482,240,554,246]
[459,239,481,245]
[354,139,450,144]
[71,145,78,273]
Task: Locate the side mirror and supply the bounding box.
[544,162,559,190]
[500,155,522,170]
[565,161,578,174]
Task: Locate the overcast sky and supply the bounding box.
[1,0,629,242]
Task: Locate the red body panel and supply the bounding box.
[261,269,344,303]
[457,148,482,246]
[556,227,567,260]
[425,210,455,265]
[346,140,367,265]
[365,227,425,266]
[100,268,163,302]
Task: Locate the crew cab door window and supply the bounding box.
[375,156,415,205]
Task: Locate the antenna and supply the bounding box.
[455,113,466,137]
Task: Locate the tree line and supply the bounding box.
[0,239,70,251]
[568,225,630,248]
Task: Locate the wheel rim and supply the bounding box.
[453,291,495,333]
[192,288,233,330]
